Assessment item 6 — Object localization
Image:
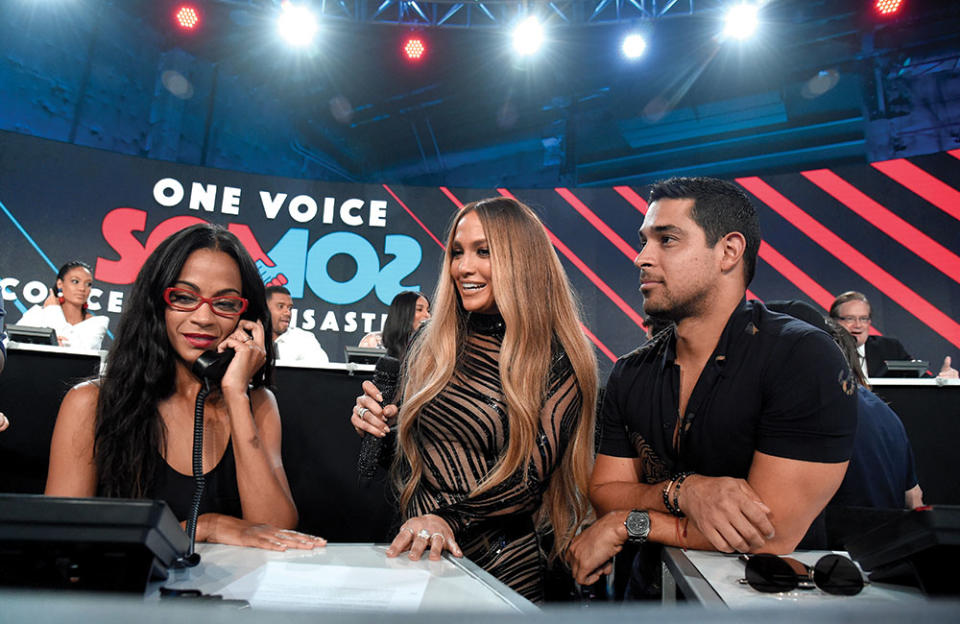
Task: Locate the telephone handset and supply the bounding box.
[191,348,235,384]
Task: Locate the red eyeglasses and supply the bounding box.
[163,287,248,318]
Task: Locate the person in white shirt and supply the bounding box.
[266,286,329,365]
[18,260,108,351]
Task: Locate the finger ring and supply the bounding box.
[402,526,415,535]
[431,532,444,541]
[417,529,431,540]
[357,407,369,420]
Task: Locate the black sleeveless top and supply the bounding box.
[147,439,243,522]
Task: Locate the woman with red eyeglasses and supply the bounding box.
[45,224,325,551]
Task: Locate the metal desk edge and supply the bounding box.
[444,552,540,613]
[661,546,726,607]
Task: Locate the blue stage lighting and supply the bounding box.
[512,17,544,57]
[723,4,759,40]
[277,1,318,47]
[622,33,647,59]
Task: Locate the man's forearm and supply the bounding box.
[648,511,715,550]
[590,480,668,516]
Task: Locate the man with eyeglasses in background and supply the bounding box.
[829,291,957,379]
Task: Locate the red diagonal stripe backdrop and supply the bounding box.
[802,169,960,285]
[555,188,638,262]
[738,176,960,349]
[871,158,960,223]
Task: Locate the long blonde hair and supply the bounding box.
[395,197,598,558]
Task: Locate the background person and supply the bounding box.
[824,319,923,510]
[359,291,431,360]
[17,260,108,350]
[266,285,329,365]
[764,299,829,334]
[351,198,598,603]
[45,224,325,551]
[830,290,957,378]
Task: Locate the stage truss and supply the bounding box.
[214,0,727,28]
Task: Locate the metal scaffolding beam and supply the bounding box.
[213,0,726,29]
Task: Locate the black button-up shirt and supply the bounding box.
[599,299,857,482]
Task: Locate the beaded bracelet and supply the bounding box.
[671,472,695,516]
[662,478,679,515]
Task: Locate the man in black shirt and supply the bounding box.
[566,177,857,587]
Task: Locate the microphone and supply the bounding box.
[357,355,401,485]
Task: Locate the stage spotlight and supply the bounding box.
[723,4,759,40]
[874,0,904,16]
[512,16,544,57]
[622,33,647,59]
[403,36,427,62]
[174,5,200,31]
[277,1,318,47]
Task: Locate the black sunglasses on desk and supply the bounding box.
[739,553,866,596]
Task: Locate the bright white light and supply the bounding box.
[512,17,544,57]
[277,2,318,47]
[622,33,647,59]
[723,4,759,40]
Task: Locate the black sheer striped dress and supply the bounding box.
[405,312,584,603]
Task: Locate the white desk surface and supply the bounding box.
[662,548,925,608]
[869,377,959,387]
[6,341,104,357]
[150,542,538,614]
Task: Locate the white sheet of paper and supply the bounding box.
[220,561,431,612]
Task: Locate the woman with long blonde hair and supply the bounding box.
[351,197,598,602]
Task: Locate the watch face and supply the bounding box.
[626,511,650,541]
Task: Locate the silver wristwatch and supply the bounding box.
[624,510,651,544]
